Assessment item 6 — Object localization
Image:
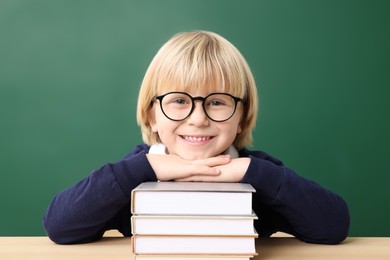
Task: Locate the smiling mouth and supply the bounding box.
[181,136,213,143]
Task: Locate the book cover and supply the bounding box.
[131,182,255,215]
[131,254,254,260]
[131,214,258,235]
[132,234,258,255]
[132,182,256,193]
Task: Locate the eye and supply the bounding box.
[209,100,225,106]
[173,98,188,105]
[164,94,192,107]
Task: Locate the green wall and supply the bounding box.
[1,0,389,236]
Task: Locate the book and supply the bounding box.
[131,182,255,216]
[131,234,258,255]
[131,214,258,235]
[132,254,253,260]
[130,181,259,258]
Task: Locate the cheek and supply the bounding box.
[150,109,179,134]
[221,121,242,140]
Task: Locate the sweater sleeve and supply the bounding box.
[43,147,157,244]
[241,153,350,244]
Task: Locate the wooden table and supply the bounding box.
[1,236,389,259]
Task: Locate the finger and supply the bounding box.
[174,176,218,182]
[186,165,221,176]
[194,155,231,167]
[156,163,221,181]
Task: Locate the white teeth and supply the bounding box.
[183,136,210,142]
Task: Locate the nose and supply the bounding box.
[186,101,210,126]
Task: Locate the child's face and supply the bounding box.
[149,90,243,160]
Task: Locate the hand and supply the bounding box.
[146,154,232,181]
[174,158,251,183]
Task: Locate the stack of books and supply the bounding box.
[130,181,258,259]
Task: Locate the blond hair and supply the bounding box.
[136,31,258,150]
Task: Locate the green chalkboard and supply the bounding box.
[0,0,389,236]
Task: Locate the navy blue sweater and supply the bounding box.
[43,144,350,244]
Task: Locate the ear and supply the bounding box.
[148,105,158,133]
[236,111,244,134]
[236,106,245,134]
[236,123,242,134]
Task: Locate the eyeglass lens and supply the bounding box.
[159,92,239,122]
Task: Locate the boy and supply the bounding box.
[43,30,349,244]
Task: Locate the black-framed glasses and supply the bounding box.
[154,92,246,122]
